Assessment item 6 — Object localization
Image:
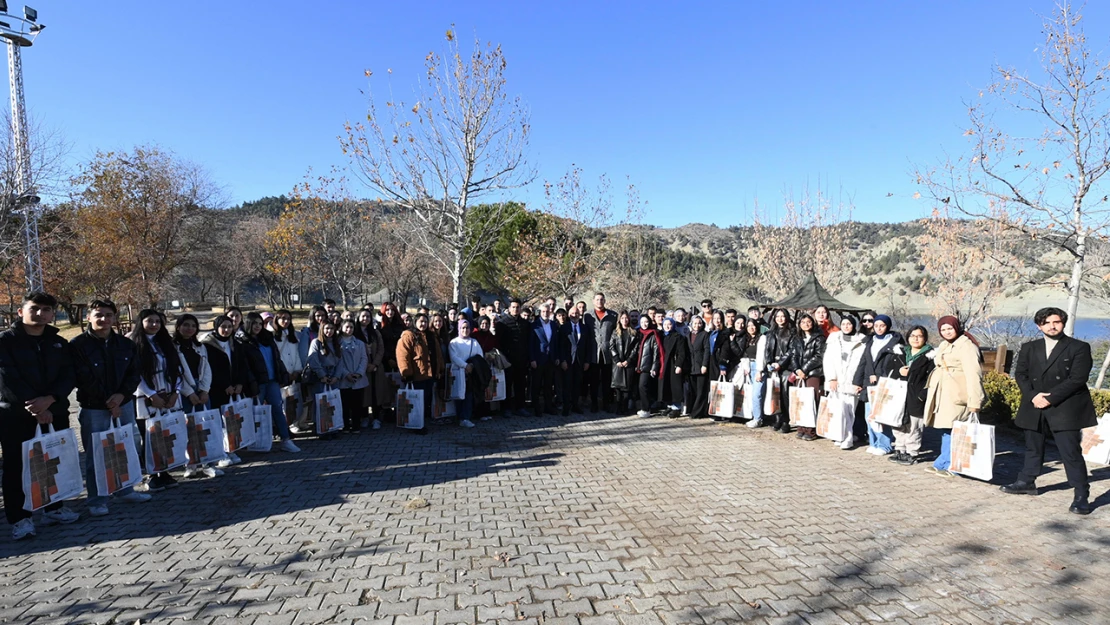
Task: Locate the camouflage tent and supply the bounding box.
[763,273,867,313]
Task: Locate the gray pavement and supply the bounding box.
[1,411,1108,625]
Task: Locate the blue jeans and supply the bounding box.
[455,387,474,423]
[864,400,893,452]
[260,381,292,440]
[79,402,138,507]
[934,431,952,470]
[748,362,764,421]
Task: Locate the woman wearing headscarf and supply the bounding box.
[633,314,661,418]
[659,317,690,418]
[448,318,482,428]
[686,315,711,418]
[335,318,369,433]
[609,311,640,415]
[355,308,389,430]
[761,308,796,432]
[738,317,767,428]
[132,309,186,490]
[239,312,300,451]
[890,325,935,465]
[851,314,904,456]
[822,314,867,449]
[791,312,826,441]
[923,316,985,476]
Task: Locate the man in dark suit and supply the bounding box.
[560,307,593,416]
[529,303,558,417]
[583,292,617,413]
[1004,306,1098,515]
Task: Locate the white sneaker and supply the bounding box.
[11,518,35,540]
[88,505,109,517]
[183,466,200,479]
[746,418,763,429]
[636,410,650,418]
[371,419,381,430]
[280,439,301,452]
[41,507,80,525]
[216,457,234,468]
[203,466,223,478]
[116,492,151,503]
[229,452,242,465]
[289,424,305,435]
[459,419,475,428]
[840,437,856,450]
[480,416,493,421]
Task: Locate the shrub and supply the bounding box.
[981,371,1021,423]
[1092,389,1110,417]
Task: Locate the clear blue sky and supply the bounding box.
[10,1,1110,227]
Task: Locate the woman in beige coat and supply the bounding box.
[923,315,984,476]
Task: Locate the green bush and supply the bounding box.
[1092,390,1110,417]
[981,371,1021,423]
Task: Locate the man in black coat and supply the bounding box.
[1004,307,1098,515]
[0,292,78,539]
[583,292,617,413]
[498,299,531,416]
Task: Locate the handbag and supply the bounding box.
[949,412,995,481]
[92,417,143,496]
[300,363,320,385]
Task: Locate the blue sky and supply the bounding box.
[9,1,1110,227]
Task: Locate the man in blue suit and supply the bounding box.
[530,303,558,416]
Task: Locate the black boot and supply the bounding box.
[999,481,1038,496]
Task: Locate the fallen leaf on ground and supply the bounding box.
[403,496,429,510]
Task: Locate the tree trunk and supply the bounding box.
[452,249,464,308]
[1096,342,1110,389]
[1065,231,1085,337]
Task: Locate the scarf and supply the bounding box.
[636,327,664,370]
[906,343,932,365]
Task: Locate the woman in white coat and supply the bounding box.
[822,314,867,449]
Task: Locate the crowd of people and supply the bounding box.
[0,290,1098,541]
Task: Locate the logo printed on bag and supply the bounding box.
[1081,429,1104,454]
[223,408,244,450]
[318,397,337,432]
[396,393,415,427]
[187,419,214,462]
[149,420,181,470]
[27,442,61,509]
[99,432,134,493]
[951,430,977,472]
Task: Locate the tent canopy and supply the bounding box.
[762,273,868,313]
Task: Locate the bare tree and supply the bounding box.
[749,185,855,299]
[916,2,1110,336]
[600,185,671,311]
[342,29,534,304]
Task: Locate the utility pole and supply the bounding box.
[0,3,44,291]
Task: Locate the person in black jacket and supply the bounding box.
[559,308,593,416]
[890,325,934,465]
[762,309,795,432]
[499,299,531,417]
[686,316,711,418]
[851,314,904,456]
[791,313,826,441]
[609,311,639,415]
[634,314,661,417]
[659,318,690,418]
[240,312,299,452]
[0,292,78,539]
[201,315,253,467]
[1003,307,1098,515]
[72,299,150,516]
[584,293,617,413]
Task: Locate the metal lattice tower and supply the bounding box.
[0,4,44,292]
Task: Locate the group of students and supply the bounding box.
[0,290,1099,542]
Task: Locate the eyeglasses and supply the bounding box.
[862,318,875,323]
[702,304,711,308]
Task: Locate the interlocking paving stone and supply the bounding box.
[1,411,1108,624]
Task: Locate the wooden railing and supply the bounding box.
[981,344,1012,375]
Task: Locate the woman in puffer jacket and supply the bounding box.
[822,314,867,449]
[761,308,796,433]
[633,314,660,418]
[790,313,825,441]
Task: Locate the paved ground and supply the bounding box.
[1,411,1108,625]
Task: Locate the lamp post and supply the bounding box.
[0,3,44,291]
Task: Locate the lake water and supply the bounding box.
[899,315,1110,343]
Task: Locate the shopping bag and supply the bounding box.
[484,368,507,402]
[144,409,189,472]
[386,372,403,397]
[433,384,456,419]
[735,383,749,418]
[788,385,817,428]
[816,392,853,441]
[708,377,735,417]
[22,424,83,511]
[446,365,467,401]
[92,417,143,496]
[762,372,781,415]
[870,377,908,428]
[396,384,425,429]
[220,397,251,452]
[248,401,274,452]
[1080,413,1110,465]
[950,414,996,481]
[314,385,344,433]
[185,408,226,465]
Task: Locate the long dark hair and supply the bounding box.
[308,305,327,334]
[315,320,341,356]
[133,309,182,391]
[173,314,201,346]
[770,308,794,339]
[796,312,817,338]
[245,312,275,347]
[273,309,298,343]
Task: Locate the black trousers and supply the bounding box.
[562,363,584,415]
[530,363,555,415]
[638,372,657,412]
[340,388,364,430]
[508,362,529,411]
[689,375,710,417]
[2,410,67,525]
[1017,417,1089,501]
[587,363,612,410]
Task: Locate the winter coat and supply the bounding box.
[896,347,936,420]
[71,329,141,411]
[792,333,826,378]
[923,334,985,428]
[689,330,710,377]
[306,338,340,383]
[237,333,291,395]
[706,329,734,375]
[661,332,691,376]
[497,314,530,366]
[0,321,74,420]
[529,319,558,366]
[360,325,390,407]
[635,331,661,376]
[852,333,906,401]
[274,332,303,383]
[380,322,406,371]
[584,309,618,364]
[608,329,640,390]
[762,329,794,374]
[176,341,212,399]
[822,332,866,396]
[335,335,369,390]
[295,325,318,372]
[1013,334,1097,432]
[396,329,437,382]
[200,333,253,408]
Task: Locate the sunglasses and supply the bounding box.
[862,318,875,323]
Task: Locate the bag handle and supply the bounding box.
[35,422,57,437]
